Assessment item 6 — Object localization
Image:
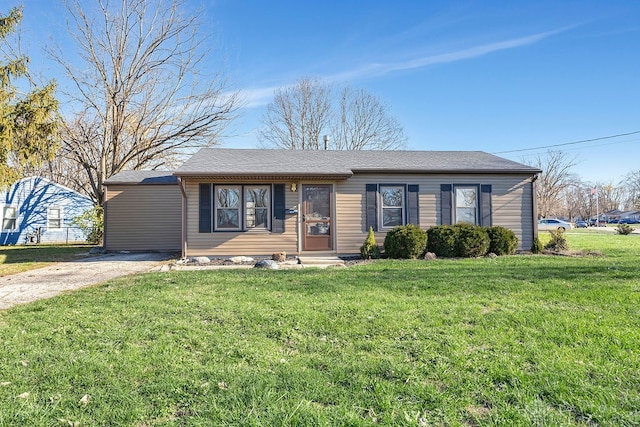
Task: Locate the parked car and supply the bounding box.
[575,220,588,228]
[618,218,639,224]
[538,218,574,231]
[589,218,607,227]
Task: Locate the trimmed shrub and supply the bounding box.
[544,229,568,251]
[616,224,634,235]
[486,226,518,256]
[360,226,381,259]
[426,225,458,258]
[383,224,427,259]
[454,223,490,258]
[531,236,542,254]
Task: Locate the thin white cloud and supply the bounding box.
[333,27,570,81]
[241,27,570,109]
[240,85,282,108]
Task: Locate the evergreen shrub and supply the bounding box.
[383,224,427,259]
[360,226,381,259]
[486,226,518,255]
[426,225,458,258]
[454,223,490,258]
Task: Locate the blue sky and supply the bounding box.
[11,1,640,183]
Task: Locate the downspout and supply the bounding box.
[178,177,187,259]
[102,186,108,250]
[531,174,539,246]
[297,181,302,255]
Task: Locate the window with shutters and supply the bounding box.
[380,185,405,228]
[200,184,278,232]
[366,184,419,232]
[454,186,479,225]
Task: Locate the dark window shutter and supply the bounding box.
[407,184,419,225]
[481,184,492,226]
[440,184,452,225]
[366,184,378,231]
[199,183,212,233]
[272,184,286,233]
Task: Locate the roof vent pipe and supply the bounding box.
[323,135,330,150]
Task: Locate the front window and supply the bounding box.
[2,206,17,230]
[48,207,62,229]
[455,186,478,224]
[380,185,404,228]
[246,186,270,229]
[215,186,241,230]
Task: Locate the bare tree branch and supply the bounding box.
[45,0,240,203]
[523,150,578,218]
[623,169,640,210]
[258,77,407,151]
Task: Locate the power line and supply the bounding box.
[560,137,640,153]
[492,130,640,154]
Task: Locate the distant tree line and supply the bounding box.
[527,150,640,220]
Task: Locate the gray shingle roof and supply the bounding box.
[104,170,178,185]
[173,148,540,177]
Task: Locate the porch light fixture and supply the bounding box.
[291,183,297,192]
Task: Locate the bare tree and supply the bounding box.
[331,86,407,150]
[524,150,578,218]
[623,169,640,210]
[259,77,407,150]
[560,180,587,221]
[595,182,625,214]
[258,77,331,150]
[47,0,240,203]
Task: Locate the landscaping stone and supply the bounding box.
[254,259,280,269]
[229,256,254,264]
[272,252,286,262]
[193,256,211,264]
[423,252,437,260]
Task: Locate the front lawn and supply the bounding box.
[0,234,638,426]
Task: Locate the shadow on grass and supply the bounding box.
[0,244,93,265]
[195,255,638,297]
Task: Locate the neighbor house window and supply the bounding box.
[380,185,405,228]
[455,186,478,224]
[48,207,62,229]
[2,206,17,230]
[215,186,241,230]
[245,186,270,229]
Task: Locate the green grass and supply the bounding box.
[1,235,639,426]
[0,244,92,276]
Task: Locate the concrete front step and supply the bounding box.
[297,256,345,266]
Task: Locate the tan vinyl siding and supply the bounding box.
[335,173,535,254]
[104,184,182,251]
[185,181,298,256]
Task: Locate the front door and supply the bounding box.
[302,184,333,251]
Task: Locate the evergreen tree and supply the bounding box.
[0,7,58,188]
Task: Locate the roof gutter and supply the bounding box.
[173,173,353,181]
[351,168,543,174]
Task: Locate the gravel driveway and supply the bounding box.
[0,252,175,310]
